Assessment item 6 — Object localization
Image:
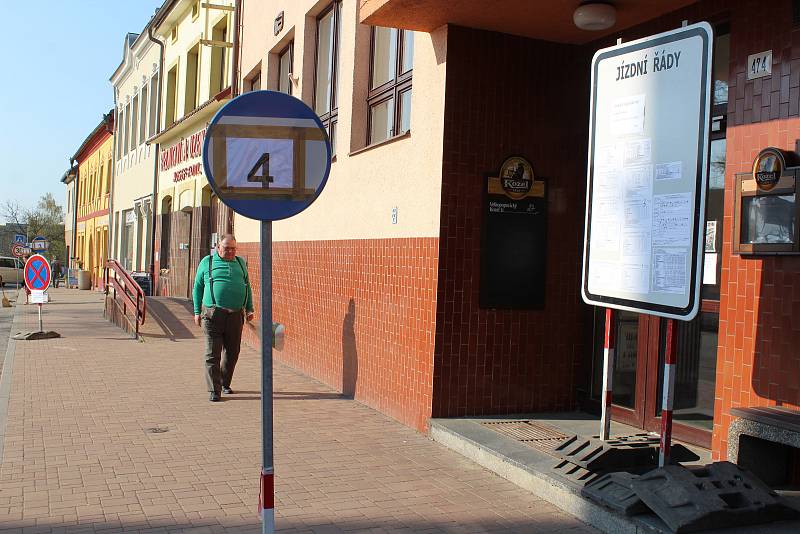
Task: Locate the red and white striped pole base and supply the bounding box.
[600,308,616,441]
[259,467,275,532]
[659,319,678,467]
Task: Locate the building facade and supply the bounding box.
[61,166,77,279]
[224,0,800,464]
[66,0,800,465]
[150,0,235,298]
[72,113,114,289]
[110,30,161,277]
[237,0,445,430]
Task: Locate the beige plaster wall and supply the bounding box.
[154,0,233,215]
[157,0,234,123]
[234,0,447,244]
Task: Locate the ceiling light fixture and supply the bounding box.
[574,2,617,31]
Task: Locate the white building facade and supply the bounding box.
[110,30,160,275]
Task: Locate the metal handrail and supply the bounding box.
[104,259,147,337]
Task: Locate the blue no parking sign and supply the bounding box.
[24,254,51,291]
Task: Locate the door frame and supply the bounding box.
[586,310,714,449]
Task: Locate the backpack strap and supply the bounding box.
[235,256,248,308]
[208,253,216,306]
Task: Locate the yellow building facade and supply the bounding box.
[73,113,114,288]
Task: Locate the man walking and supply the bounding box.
[193,234,254,402]
[51,257,62,288]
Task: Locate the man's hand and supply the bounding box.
[246,312,255,322]
[194,314,201,326]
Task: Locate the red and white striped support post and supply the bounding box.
[600,308,616,441]
[259,467,274,531]
[659,318,678,467]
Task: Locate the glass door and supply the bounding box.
[590,309,652,428]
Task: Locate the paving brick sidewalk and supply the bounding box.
[0,288,596,533]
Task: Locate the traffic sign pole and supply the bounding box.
[202,91,332,532]
[260,220,274,534]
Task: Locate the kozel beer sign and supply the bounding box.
[753,147,784,192]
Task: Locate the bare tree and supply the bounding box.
[0,200,29,236]
[1,194,66,261]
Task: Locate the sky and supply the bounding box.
[0,0,164,223]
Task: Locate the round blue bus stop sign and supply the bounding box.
[202,90,332,221]
[201,90,331,534]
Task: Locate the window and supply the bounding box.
[314,1,342,154]
[148,75,158,137]
[210,18,229,95]
[67,189,71,212]
[116,107,125,158]
[170,26,178,43]
[191,0,200,19]
[106,155,112,192]
[165,65,178,127]
[185,44,200,114]
[278,41,293,95]
[248,71,261,92]
[131,94,139,150]
[140,84,148,143]
[123,102,131,155]
[368,28,413,145]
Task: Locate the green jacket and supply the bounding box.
[192,252,254,315]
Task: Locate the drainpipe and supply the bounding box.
[222,0,242,236]
[103,111,114,290]
[148,23,166,294]
[70,159,79,283]
[109,92,118,268]
[232,0,242,97]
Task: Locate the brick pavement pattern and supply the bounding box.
[0,289,596,533]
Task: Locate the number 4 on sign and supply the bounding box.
[248,152,274,188]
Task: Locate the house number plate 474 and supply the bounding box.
[747,50,772,80]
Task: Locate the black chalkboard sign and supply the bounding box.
[479,168,547,309]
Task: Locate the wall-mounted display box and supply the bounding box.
[734,147,800,255]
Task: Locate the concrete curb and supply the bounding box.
[429,419,800,534]
[0,288,23,463]
[429,419,648,534]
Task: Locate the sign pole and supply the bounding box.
[201,90,331,531]
[659,318,678,467]
[37,303,43,332]
[260,220,275,534]
[600,308,616,440]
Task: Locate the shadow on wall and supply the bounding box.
[342,298,358,398]
[752,256,800,405]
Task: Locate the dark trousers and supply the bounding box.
[201,306,244,393]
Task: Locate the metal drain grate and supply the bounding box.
[481,420,569,455]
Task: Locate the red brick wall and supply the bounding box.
[586,0,800,458]
[714,119,800,459]
[712,0,800,460]
[433,26,591,417]
[238,238,439,431]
